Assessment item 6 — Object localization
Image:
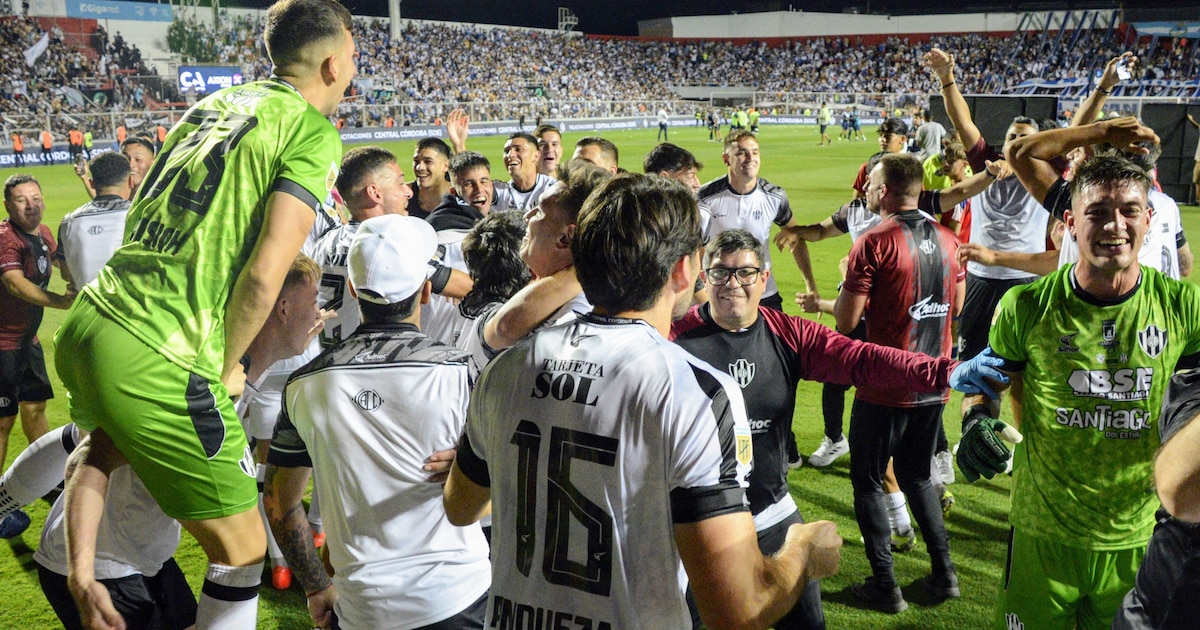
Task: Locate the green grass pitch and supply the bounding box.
[2,123,1195,628]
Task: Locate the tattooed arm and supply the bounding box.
[263,464,338,628]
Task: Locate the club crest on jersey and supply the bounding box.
[1101,319,1119,349]
[1138,325,1167,359]
[37,255,48,273]
[919,239,936,255]
[88,225,104,235]
[354,389,383,411]
[728,359,755,388]
[735,426,753,466]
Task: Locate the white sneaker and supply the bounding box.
[935,450,955,485]
[807,436,849,467]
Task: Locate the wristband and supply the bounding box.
[986,169,997,179]
[1096,86,1111,95]
[940,81,956,90]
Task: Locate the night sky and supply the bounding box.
[219,1,1195,36]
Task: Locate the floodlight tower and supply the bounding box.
[558,7,578,32]
[390,0,401,39]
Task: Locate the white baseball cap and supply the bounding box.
[348,215,437,305]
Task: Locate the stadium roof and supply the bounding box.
[217,1,1199,36]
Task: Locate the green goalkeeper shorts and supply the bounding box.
[55,294,257,521]
[993,527,1144,630]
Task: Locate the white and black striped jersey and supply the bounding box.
[456,313,753,629]
[310,221,361,349]
[698,175,794,297]
[270,323,490,629]
[55,195,130,290]
[494,173,556,213]
[457,291,592,376]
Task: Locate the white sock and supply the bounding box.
[885,492,911,533]
[196,561,262,629]
[307,478,322,532]
[0,424,77,517]
[256,465,286,568]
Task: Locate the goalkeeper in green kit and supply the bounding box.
[953,154,1200,629]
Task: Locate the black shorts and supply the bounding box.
[957,273,1035,361]
[0,342,53,416]
[38,558,197,630]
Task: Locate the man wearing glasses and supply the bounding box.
[673,227,1001,627]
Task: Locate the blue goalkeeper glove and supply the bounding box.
[949,347,1009,399]
[957,405,1022,482]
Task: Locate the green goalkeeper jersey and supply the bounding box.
[991,265,1200,550]
[85,79,341,381]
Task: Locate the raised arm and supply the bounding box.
[924,48,981,150]
[1073,53,1133,127]
[446,108,469,155]
[1006,117,1159,204]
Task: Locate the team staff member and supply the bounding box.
[56,0,356,626]
[445,174,843,629]
[267,215,490,629]
[0,173,73,537]
[10,132,23,167]
[40,129,52,163]
[701,130,817,310]
[835,154,964,613]
[673,229,1002,629]
[956,155,1200,629]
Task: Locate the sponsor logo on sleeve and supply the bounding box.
[735,425,753,466]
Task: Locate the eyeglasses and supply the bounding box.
[705,266,761,286]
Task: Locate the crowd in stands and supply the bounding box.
[1,10,1198,140]
[0,16,174,143]
[161,14,1200,126]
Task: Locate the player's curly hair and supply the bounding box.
[460,211,531,318]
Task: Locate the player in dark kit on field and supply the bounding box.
[0,173,74,536]
[835,154,968,613]
[673,229,1005,629]
[444,174,843,630]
